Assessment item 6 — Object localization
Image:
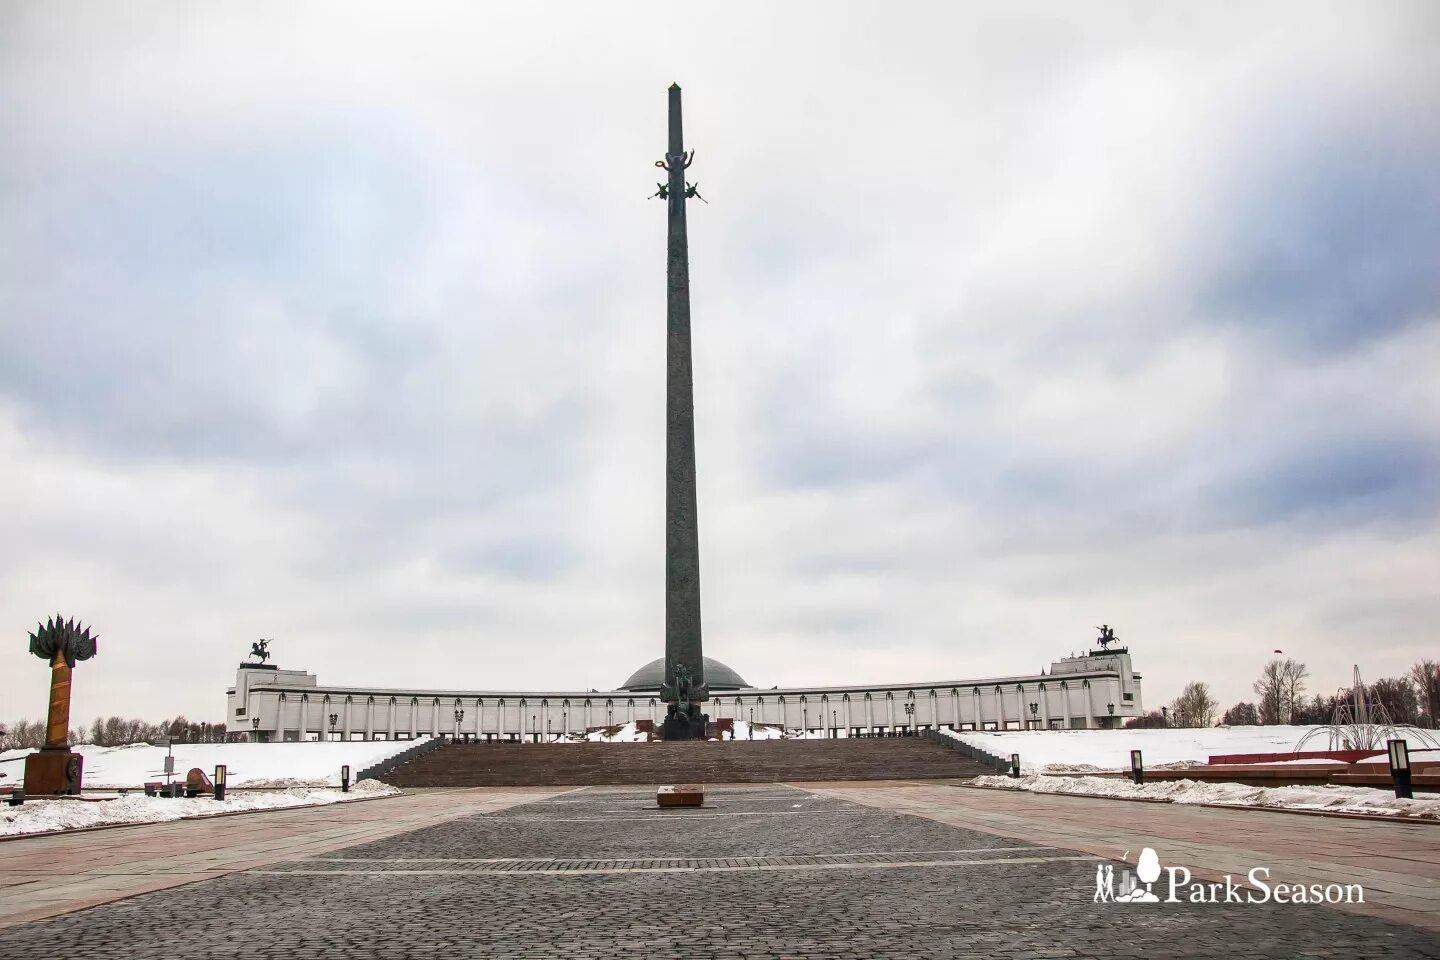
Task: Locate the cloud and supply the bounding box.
[2,1,1438,724]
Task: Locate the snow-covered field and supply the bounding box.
[0,738,432,788]
[942,726,1437,774]
[0,779,399,837]
[971,774,1440,820]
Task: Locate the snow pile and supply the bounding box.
[566,720,797,742]
[0,779,399,837]
[583,722,650,743]
[971,774,1440,819]
[0,738,432,788]
[941,726,1434,774]
[729,720,789,741]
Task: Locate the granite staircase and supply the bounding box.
[381,736,995,787]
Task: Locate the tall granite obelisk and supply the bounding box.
[657,83,709,739]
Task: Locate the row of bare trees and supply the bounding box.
[1222,658,1440,727]
[0,716,231,752]
[1123,658,1440,729]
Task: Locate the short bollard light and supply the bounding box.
[1387,739,1413,800]
[214,765,226,802]
[1130,749,1144,785]
[341,764,351,793]
[1010,753,1021,779]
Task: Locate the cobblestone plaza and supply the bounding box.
[2,785,1435,959]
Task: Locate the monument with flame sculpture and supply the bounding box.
[24,615,98,796]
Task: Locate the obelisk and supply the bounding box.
[658,83,708,739]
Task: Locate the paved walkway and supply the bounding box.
[0,787,564,929]
[806,781,1440,931]
[1,783,1437,958]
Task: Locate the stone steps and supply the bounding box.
[381,737,994,787]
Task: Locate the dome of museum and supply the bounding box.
[619,657,752,692]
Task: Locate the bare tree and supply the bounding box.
[1124,710,1167,729]
[1253,658,1308,723]
[1,719,46,750]
[1367,677,1420,725]
[1170,682,1218,728]
[1221,701,1260,725]
[1411,660,1440,729]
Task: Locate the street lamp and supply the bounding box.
[532,714,537,743]
[748,707,754,740]
[1028,701,1038,730]
[251,716,260,742]
[1107,702,1115,727]
[803,707,808,736]
[453,708,464,741]
[1387,739,1413,799]
[832,710,837,739]
[562,710,568,738]
[904,701,915,735]
[1160,705,1169,727]
[328,713,338,742]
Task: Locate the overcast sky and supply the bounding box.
[2,2,1437,726]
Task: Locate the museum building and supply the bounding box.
[227,647,1145,742]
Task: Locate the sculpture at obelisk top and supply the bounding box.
[652,83,709,739]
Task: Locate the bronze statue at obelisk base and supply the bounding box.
[24,616,98,795]
[654,83,710,740]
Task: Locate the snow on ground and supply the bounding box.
[730,720,789,740]
[0,779,399,837]
[582,721,650,743]
[0,738,432,788]
[941,726,1438,774]
[971,774,1440,820]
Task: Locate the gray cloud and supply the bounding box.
[2,1,1438,722]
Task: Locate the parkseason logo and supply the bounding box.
[1092,848,1365,906]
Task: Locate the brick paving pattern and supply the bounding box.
[1,784,1435,959]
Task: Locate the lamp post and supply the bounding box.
[453,708,464,741]
[1387,739,1413,800]
[532,714,537,744]
[251,716,260,743]
[748,707,754,740]
[1107,702,1115,727]
[328,713,338,742]
[1161,705,1169,727]
[904,701,915,735]
[562,710,568,739]
[1028,701,1038,730]
[802,707,808,737]
[832,710,837,739]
